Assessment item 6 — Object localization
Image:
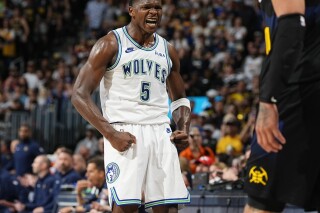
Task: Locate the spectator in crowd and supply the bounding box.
[0,19,17,76]
[242,42,263,87]
[180,126,215,174]
[54,149,82,195]
[3,66,20,98]
[204,95,226,130]
[84,0,108,38]
[75,124,99,158]
[13,123,44,176]
[216,114,243,163]
[59,157,110,213]
[195,155,215,174]
[73,154,87,179]
[13,155,56,213]
[202,123,220,153]
[0,92,10,120]
[23,60,39,90]
[0,157,21,212]
[11,7,30,60]
[0,139,14,171]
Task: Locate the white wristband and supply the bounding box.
[170,98,191,114]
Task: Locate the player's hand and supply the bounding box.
[109,130,136,152]
[170,130,189,151]
[255,102,286,153]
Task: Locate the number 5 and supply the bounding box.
[140,81,151,102]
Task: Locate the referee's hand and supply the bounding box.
[170,130,189,151]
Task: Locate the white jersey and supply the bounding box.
[100,27,172,124]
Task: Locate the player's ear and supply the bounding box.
[128,6,135,18]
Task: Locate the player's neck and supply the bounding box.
[126,24,155,48]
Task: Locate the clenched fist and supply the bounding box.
[170,130,189,151]
[109,130,136,152]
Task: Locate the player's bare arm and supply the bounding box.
[256,0,305,153]
[166,42,191,151]
[71,33,136,152]
[272,0,305,16]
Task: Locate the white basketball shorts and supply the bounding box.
[104,123,190,210]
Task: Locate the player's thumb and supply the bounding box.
[170,133,176,141]
[129,133,137,144]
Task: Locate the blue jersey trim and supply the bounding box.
[163,39,171,76]
[110,187,142,205]
[144,191,191,209]
[122,27,159,51]
[107,30,122,71]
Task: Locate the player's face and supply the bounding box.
[130,0,162,33]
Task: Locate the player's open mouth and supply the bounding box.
[146,19,157,26]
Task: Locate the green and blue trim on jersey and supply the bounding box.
[110,187,142,206]
[107,30,122,71]
[144,192,191,209]
[123,27,159,51]
[163,39,172,75]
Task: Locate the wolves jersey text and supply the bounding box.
[100,27,172,124]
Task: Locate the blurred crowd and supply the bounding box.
[0,0,267,212]
[1,123,110,212]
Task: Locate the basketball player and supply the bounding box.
[244,0,320,212]
[71,0,191,212]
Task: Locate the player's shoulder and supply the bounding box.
[165,39,179,59]
[99,30,119,45]
[90,30,120,55]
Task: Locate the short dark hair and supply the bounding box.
[20,123,31,130]
[88,156,104,172]
[59,148,73,157]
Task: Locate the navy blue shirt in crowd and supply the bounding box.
[53,169,82,196]
[24,172,56,212]
[55,169,82,185]
[83,182,108,212]
[1,153,14,171]
[0,169,20,211]
[14,139,44,176]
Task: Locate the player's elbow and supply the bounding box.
[71,89,84,108]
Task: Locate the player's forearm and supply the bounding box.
[272,0,305,17]
[260,14,305,103]
[71,91,116,141]
[172,106,191,133]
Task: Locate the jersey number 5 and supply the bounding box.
[140,81,151,102]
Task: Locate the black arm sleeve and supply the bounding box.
[260,14,306,103]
